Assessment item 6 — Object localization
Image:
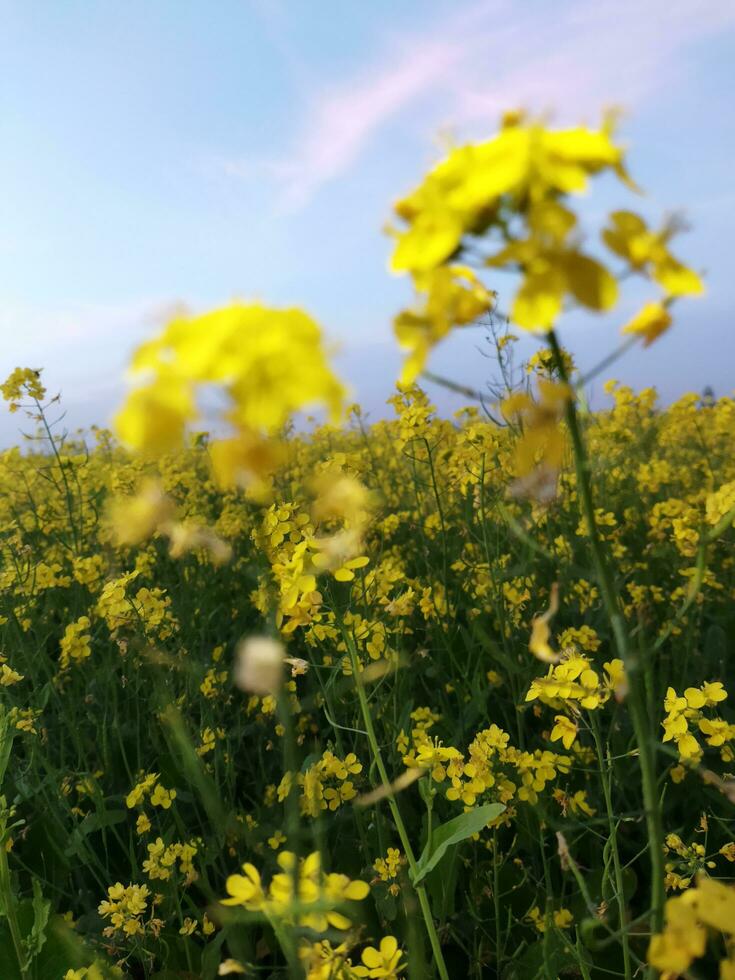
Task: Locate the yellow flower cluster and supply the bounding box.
[527,904,574,932]
[389,111,702,379]
[648,876,735,976]
[404,722,570,809]
[59,616,92,670]
[115,303,345,502]
[281,750,363,817]
[526,656,627,713]
[663,833,715,892]
[142,837,198,883]
[501,380,570,501]
[95,570,178,639]
[125,772,177,811]
[298,935,405,980]
[98,882,150,937]
[373,848,404,897]
[221,850,369,932]
[0,366,46,412]
[661,682,731,760]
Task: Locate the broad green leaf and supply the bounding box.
[411,803,504,885]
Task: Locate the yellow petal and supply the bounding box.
[563,252,618,311]
[390,211,463,274]
[621,301,672,346]
[512,268,565,331]
[653,258,704,297]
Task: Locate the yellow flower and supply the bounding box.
[503,382,571,502]
[220,863,265,910]
[528,584,560,664]
[554,908,573,928]
[391,115,625,277]
[0,664,24,686]
[115,372,194,455]
[107,479,175,547]
[550,715,578,750]
[489,218,618,332]
[150,784,176,809]
[353,936,405,978]
[333,555,369,583]
[602,210,704,296]
[664,687,687,715]
[393,265,494,383]
[136,813,151,835]
[701,681,727,705]
[684,687,706,709]
[115,303,345,455]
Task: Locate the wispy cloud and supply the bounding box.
[0,298,171,354]
[270,38,467,208]
[222,0,735,208]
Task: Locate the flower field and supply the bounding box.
[1,114,734,979]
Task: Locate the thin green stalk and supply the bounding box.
[591,716,632,979]
[342,633,450,980]
[549,331,665,948]
[492,830,504,970]
[276,689,306,980]
[574,930,593,980]
[33,396,80,553]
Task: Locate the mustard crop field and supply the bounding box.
[1,114,733,980]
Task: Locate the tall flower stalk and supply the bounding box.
[549,330,666,946]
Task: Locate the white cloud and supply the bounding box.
[0,298,176,354]
[221,0,735,208]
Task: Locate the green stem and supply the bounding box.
[33,396,80,553]
[492,830,504,970]
[591,716,632,979]
[276,689,305,980]
[548,331,665,948]
[343,633,450,980]
[270,915,302,976]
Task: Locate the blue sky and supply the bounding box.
[1,0,734,445]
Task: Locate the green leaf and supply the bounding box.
[426,845,459,920]
[411,803,504,885]
[201,931,227,980]
[20,879,51,969]
[64,810,127,858]
[372,881,398,923]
